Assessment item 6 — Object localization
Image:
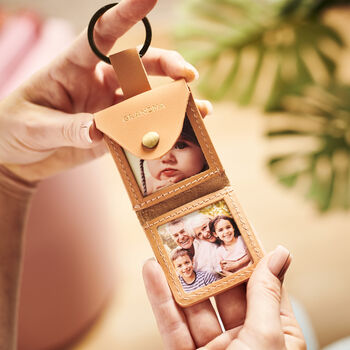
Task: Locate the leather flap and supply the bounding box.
[94,79,190,160]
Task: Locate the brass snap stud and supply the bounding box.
[142,131,159,149]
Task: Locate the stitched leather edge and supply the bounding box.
[143,186,263,305]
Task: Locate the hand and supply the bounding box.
[220,259,235,271]
[220,255,250,273]
[0,0,212,182]
[143,246,306,350]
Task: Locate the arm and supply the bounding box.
[0,166,36,349]
[0,1,213,348]
[220,253,251,273]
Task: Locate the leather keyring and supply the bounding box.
[88,4,264,307]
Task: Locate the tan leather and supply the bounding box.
[95,79,190,160]
[143,186,263,307]
[137,171,230,224]
[93,48,263,307]
[100,89,227,211]
[109,49,151,99]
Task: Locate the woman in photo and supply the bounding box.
[210,215,251,276]
[190,212,220,244]
[140,118,207,195]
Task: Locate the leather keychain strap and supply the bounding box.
[109,48,151,99]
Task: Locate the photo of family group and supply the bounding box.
[158,200,252,293]
[124,116,208,196]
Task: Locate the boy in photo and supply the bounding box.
[171,248,218,293]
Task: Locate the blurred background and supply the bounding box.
[1,0,349,349]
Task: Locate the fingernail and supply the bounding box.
[204,101,213,115]
[184,62,199,81]
[268,246,291,281]
[81,120,93,144]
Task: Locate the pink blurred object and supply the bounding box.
[0,11,119,350]
[18,160,118,350]
[0,12,41,94]
[0,17,75,98]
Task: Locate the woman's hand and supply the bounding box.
[0,0,211,182]
[143,246,306,350]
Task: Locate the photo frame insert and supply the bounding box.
[143,186,263,307]
[104,94,225,211]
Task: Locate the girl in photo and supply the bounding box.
[210,215,251,276]
[140,117,207,196]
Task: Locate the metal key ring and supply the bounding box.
[87,2,152,64]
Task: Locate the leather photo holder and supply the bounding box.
[95,48,263,307]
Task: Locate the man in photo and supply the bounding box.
[171,248,217,293]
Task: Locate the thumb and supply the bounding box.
[59,113,103,148]
[29,108,104,150]
[244,246,291,338]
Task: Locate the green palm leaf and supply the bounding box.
[176,0,345,111]
[267,84,350,211]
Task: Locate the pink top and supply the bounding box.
[216,236,248,263]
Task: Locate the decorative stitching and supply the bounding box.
[134,168,221,209]
[144,188,230,229]
[146,187,262,299]
[108,93,221,208]
[149,225,183,296]
[227,191,263,259]
[108,138,139,202]
[188,99,219,170]
[182,268,253,298]
[150,213,254,299]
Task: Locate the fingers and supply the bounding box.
[98,47,200,88]
[279,287,306,348]
[199,328,241,350]
[243,246,291,349]
[195,99,213,118]
[143,260,222,348]
[100,51,213,118]
[5,143,108,182]
[141,47,199,82]
[25,104,103,151]
[55,113,103,148]
[66,0,158,69]
[142,259,195,350]
[183,300,222,348]
[214,284,247,330]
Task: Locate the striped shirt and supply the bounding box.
[179,271,218,293]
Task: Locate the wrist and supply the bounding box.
[0,164,37,350]
[0,164,38,201]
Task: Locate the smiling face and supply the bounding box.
[214,219,236,246]
[173,254,194,280]
[146,137,206,184]
[168,221,194,249]
[193,220,217,243]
